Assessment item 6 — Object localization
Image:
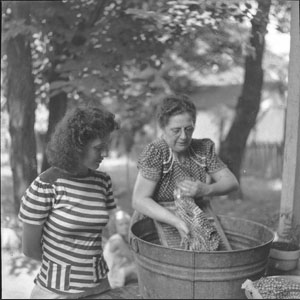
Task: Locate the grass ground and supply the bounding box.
[1,155,282,299]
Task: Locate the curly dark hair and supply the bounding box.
[156,95,197,128]
[46,105,119,173]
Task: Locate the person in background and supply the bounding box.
[103,210,138,289]
[19,105,119,299]
[131,95,239,241]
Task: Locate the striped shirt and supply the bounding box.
[18,167,116,294]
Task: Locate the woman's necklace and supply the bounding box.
[175,149,188,164]
[175,153,192,176]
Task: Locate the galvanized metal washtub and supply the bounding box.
[130,215,275,299]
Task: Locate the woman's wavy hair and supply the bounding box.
[46,105,119,173]
[156,95,196,128]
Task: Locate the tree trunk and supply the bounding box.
[41,0,110,172]
[6,1,37,214]
[219,0,271,199]
[41,92,67,172]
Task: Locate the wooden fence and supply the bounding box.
[241,142,284,179]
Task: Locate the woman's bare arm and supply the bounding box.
[22,223,43,262]
[177,168,239,198]
[132,172,189,238]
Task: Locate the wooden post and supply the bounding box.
[277,1,300,244]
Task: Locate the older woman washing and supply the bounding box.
[131,95,239,243]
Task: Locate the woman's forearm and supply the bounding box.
[206,180,239,198]
[23,246,43,262]
[205,179,239,197]
[132,173,189,237]
[22,223,44,262]
[205,168,239,197]
[132,197,180,228]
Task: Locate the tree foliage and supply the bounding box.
[1,0,291,205]
[2,1,252,151]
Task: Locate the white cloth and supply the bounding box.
[103,234,136,289]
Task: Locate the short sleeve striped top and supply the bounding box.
[137,138,227,203]
[18,167,116,294]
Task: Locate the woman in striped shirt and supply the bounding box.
[19,105,119,299]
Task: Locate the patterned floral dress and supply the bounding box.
[130,137,227,233]
[137,138,227,203]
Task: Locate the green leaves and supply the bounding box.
[1,0,290,157]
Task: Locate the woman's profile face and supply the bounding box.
[162,112,195,154]
[80,136,110,171]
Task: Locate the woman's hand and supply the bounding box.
[174,218,190,240]
[177,179,210,198]
[132,173,190,240]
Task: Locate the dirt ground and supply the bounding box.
[1,158,282,299]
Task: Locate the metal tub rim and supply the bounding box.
[130,215,275,254]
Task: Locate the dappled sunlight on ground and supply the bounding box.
[1,250,40,299]
[3,250,40,277]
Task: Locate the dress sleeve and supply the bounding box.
[18,177,54,225]
[105,174,117,210]
[205,139,227,173]
[137,143,163,181]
